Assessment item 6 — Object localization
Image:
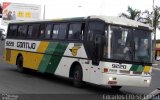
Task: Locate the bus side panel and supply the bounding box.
[54,57,91,83]
[4,48,11,64]
[54,43,90,82]
[23,52,44,70]
[37,42,69,73]
[6,49,44,70]
[5,49,17,65]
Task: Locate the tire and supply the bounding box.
[111,86,122,91]
[17,56,24,72]
[73,65,83,88]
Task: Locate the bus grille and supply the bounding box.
[119,70,142,75]
[119,70,130,74]
[133,71,142,75]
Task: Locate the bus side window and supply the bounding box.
[68,23,81,40]
[17,25,27,38]
[52,24,59,39]
[45,24,52,39]
[8,25,18,38]
[39,24,45,39]
[27,24,40,39]
[57,24,67,39]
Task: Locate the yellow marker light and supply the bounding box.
[144,66,151,73]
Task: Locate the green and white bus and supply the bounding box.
[4,16,152,90]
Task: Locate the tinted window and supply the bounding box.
[39,24,45,38]
[17,25,27,38]
[45,24,52,39]
[88,22,104,32]
[68,23,81,40]
[8,25,18,37]
[88,22,105,41]
[52,25,59,39]
[58,24,67,39]
[133,29,152,63]
[109,26,132,61]
[52,24,67,39]
[27,24,40,38]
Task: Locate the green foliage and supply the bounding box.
[143,6,160,31]
[119,6,142,21]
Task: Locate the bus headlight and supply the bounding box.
[109,77,113,81]
[144,79,150,84]
[109,77,116,81]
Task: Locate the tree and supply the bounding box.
[119,6,142,21]
[143,6,160,33]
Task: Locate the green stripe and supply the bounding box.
[38,42,68,73]
[129,65,144,72]
[38,55,52,72]
[136,65,144,72]
[129,65,139,71]
[45,42,58,54]
[45,42,68,73]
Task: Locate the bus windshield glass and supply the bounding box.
[103,25,152,63]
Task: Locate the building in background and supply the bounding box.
[156,40,160,60]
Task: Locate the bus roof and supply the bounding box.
[90,16,152,30]
[9,15,152,30]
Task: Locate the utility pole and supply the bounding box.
[43,5,45,20]
[152,0,156,62]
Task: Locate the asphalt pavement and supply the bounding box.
[0,40,4,60]
[0,40,160,100]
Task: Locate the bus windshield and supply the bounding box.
[103,25,152,64]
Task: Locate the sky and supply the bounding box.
[0,0,160,38]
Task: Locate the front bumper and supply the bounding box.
[101,73,151,87]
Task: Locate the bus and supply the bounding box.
[4,16,152,90]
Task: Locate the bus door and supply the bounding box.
[87,21,104,84]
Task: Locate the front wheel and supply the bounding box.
[73,65,83,88]
[111,86,122,91]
